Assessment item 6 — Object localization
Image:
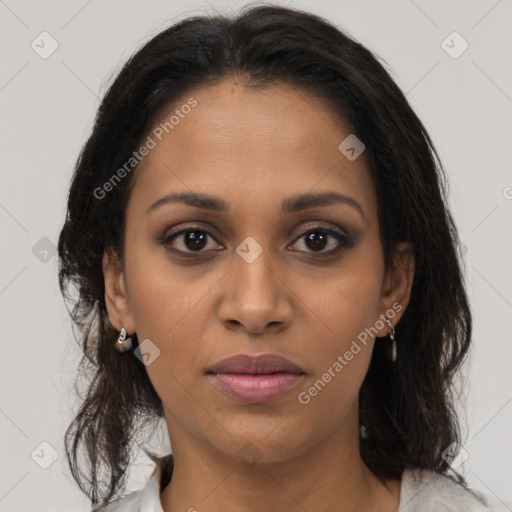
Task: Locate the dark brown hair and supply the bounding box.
[58,3,473,509]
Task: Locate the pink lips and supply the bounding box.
[207,353,305,404]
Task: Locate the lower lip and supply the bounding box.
[208,372,304,403]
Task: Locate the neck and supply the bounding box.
[159,408,401,512]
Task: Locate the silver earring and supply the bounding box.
[115,327,132,353]
[385,317,397,362]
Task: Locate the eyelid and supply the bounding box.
[160,221,351,256]
[161,221,347,242]
[291,222,348,240]
[161,222,222,245]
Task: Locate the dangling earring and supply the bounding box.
[115,327,132,353]
[385,317,397,362]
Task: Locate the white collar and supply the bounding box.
[137,459,165,512]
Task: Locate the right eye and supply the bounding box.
[161,226,224,255]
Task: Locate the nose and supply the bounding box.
[217,249,293,335]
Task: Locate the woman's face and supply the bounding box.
[104,79,414,464]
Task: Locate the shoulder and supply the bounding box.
[95,458,166,512]
[99,488,145,511]
[399,467,508,511]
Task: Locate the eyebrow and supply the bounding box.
[147,191,367,224]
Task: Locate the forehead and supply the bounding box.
[129,80,377,223]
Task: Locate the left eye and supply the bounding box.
[290,228,348,254]
[161,226,349,255]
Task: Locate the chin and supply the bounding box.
[213,424,312,465]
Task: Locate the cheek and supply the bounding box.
[122,246,207,389]
[124,236,207,340]
[296,252,383,402]
[293,307,376,428]
[125,263,212,426]
[306,253,384,352]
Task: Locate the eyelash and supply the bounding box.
[159,223,352,259]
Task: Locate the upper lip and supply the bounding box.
[207,354,305,375]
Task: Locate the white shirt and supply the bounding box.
[102,457,510,511]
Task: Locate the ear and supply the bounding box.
[376,241,415,337]
[102,250,136,336]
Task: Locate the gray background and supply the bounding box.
[1,0,511,510]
